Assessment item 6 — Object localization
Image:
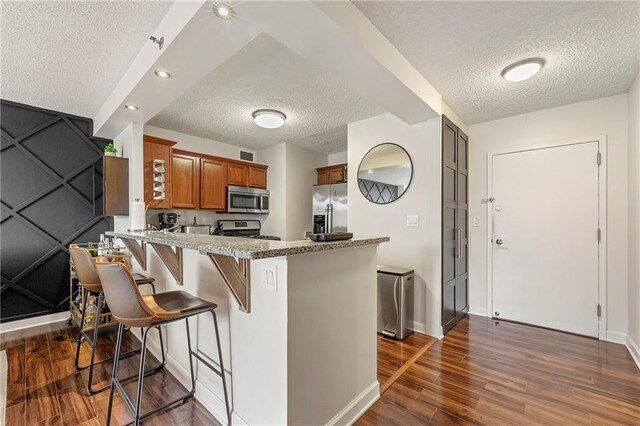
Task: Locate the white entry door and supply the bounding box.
[491,142,600,337]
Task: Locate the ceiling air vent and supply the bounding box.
[240,151,254,162]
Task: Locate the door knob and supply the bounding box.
[496,239,503,245]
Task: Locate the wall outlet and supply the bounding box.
[260,264,277,292]
[406,215,419,227]
[472,216,481,227]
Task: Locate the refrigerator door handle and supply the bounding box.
[326,203,333,233]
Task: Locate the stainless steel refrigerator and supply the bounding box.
[312,183,348,233]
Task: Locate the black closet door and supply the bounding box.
[442,115,469,334]
[455,129,469,320]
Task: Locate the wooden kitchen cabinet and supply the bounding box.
[144,135,176,208]
[227,162,248,186]
[103,156,129,215]
[169,148,268,210]
[248,165,267,189]
[316,163,347,185]
[200,158,227,210]
[172,151,200,209]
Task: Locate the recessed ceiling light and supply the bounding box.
[154,69,171,79]
[501,58,545,82]
[124,104,139,110]
[252,109,286,129]
[213,3,233,19]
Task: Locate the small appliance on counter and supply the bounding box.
[377,265,414,340]
[312,183,347,234]
[158,212,179,231]
[217,219,280,240]
[309,232,353,242]
[182,216,211,234]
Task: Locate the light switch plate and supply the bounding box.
[261,264,277,292]
[472,216,481,227]
[406,215,419,227]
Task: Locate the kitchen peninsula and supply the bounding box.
[107,230,389,425]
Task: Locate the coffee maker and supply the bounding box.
[158,212,179,231]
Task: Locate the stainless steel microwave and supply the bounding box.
[227,186,269,214]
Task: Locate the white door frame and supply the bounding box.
[486,136,607,339]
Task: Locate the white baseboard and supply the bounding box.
[606,331,627,344]
[326,380,380,426]
[0,312,69,334]
[410,320,427,334]
[469,306,489,317]
[626,336,640,371]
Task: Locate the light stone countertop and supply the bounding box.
[106,231,390,260]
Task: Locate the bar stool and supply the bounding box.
[69,247,166,394]
[95,261,231,426]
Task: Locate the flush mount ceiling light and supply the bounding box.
[252,109,286,129]
[124,104,139,110]
[213,2,233,19]
[154,69,171,79]
[501,58,545,82]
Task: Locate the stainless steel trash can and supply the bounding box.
[377,265,414,340]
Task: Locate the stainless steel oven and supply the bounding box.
[227,186,269,214]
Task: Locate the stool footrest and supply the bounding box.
[113,369,195,425]
[190,350,224,378]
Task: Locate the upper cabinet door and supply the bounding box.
[144,135,176,209]
[200,158,227,210]
[172,153,199,209]
[317,169,329,185]
[227,162,248,186]
[248,165,267,189]
[103,156,129,215]
[329,167,344,184]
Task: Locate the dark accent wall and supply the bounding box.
[1,99,113,322]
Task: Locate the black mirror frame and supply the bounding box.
[357,143,414,205]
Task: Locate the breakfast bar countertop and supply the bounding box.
[106,230,390,260]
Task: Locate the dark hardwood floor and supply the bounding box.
[1,321,219,426]
[4,315,639,425]
[358,314,640,425]
[377,333,437,393]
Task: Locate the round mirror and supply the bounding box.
[357,143,413,204]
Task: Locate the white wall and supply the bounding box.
[285,144,327,240]
[328,151,348,166]
[113,122,144,232]
[257,143,327,241]
[144,125,256,160]
[258,143,287,239]
[468,94,629,339]
[348,113,442,337]
[628,74,640,360]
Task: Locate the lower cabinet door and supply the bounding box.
[200,158,227,210]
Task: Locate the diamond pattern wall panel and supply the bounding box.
[0,99,114,322]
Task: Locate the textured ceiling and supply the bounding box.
[0,1,173,117]
[147,33,383,154]
[354,1,640,124]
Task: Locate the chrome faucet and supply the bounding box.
[162,224,181,234]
